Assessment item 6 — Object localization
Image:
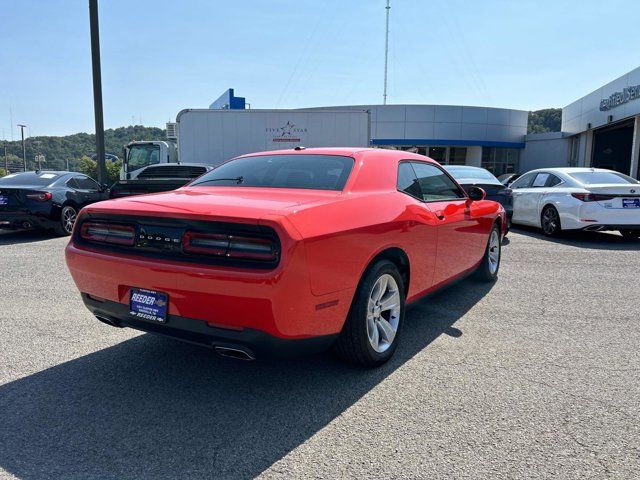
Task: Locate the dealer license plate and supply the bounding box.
[622,198,640,208]
[129,288,168,323]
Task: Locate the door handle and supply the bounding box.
[435,211,445,220]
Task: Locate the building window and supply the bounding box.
[449,147,467,165]
[428,147,447,164]
[569,136,580,167]
[481,147,520,175]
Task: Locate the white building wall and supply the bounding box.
[304,104,528,146]
[520,133,571,172]
[563,66,640,134]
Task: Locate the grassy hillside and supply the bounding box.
[1,125,166,172]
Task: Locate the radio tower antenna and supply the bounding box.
[383,0,391,105]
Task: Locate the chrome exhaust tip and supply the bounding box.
[95,314,122,328]
[214,345,255,361]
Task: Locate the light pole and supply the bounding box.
[17,124,27,171]
[89,0,107,185]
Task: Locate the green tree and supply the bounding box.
[78,155,122,185]
[528,109,562,134]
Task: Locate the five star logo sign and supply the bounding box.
[155,299,166,307]
[266,121,308,143]
[280,121,296,137]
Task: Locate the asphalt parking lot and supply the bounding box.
[0,228,638,479]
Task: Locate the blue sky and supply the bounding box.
[1,0,639,139]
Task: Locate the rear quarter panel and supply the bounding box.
[287,192,439,298]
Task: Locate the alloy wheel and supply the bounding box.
[62,207,77,234]
[366,274,401,353]
[488,229,500,274]
[542,207,559,235]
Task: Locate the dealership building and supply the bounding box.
[211,67,640,179]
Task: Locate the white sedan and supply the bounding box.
[510,168,640,238]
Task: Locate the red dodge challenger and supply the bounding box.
[66,147,505,366]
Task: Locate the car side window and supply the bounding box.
[510,172,536,189]
[545,174,562,187]
[397,162,422,199]
[410,162,465,202]
[74,176,100,191]
[66,178,79,189]
[532,173,550,188]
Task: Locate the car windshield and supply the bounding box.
[569,171,639,185]
[191,154,354,190]
[0,172,60,186]
[445,167,500,183]
[127,144,160,171]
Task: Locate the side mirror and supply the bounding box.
[468,186,486,201]
[99,183,109,192]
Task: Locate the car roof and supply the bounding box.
[523,167,616,174]
[4,170,71,176]
[238,147,372,158]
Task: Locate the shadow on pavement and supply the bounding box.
[0,278,493,480]
[511,225,640,251]
[0,229,63,246]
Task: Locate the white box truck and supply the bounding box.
[122,108,370,179]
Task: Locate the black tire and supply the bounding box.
[541,205,562,237]
[334,260,405,367]
[53,205,77,236]
[474,223,501,282]
[619,229,640,240]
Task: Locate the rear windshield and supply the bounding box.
[569,171,639,185]
[0,172,60,186]
[445,167,499,182]
[191,154,354,190]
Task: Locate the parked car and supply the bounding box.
[110,163,213,198]
[498,173,521,186]
[509,167,640,238]
[444,165,513,231]
[0,171,109,235]
[65,148,505,366]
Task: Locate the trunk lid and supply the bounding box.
[83,186,343,223]
[0,187,48,211]
[586,184,640,209]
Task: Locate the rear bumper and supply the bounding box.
[66,241,354,339]
[560,202,640,230]
[0,211,57,230]
[582,224,640,232]
[82,294,338,358]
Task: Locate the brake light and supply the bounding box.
[80,222,135,246]
[228,235,276,260]
[182,232,229,255]
[182,231,277,261]
[26,192,52,201]
[571,193,613,202]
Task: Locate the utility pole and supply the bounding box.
[383,0,390,105]
[17,124,27,171]
[3,145,7,174]
[89,0,107,184]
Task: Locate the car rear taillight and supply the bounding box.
[26,192,52,201]
[182,232,229,255]
[228,235,276,260]
[571,193,614,202]
[80,222,135,246]
[182,231,277,261]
